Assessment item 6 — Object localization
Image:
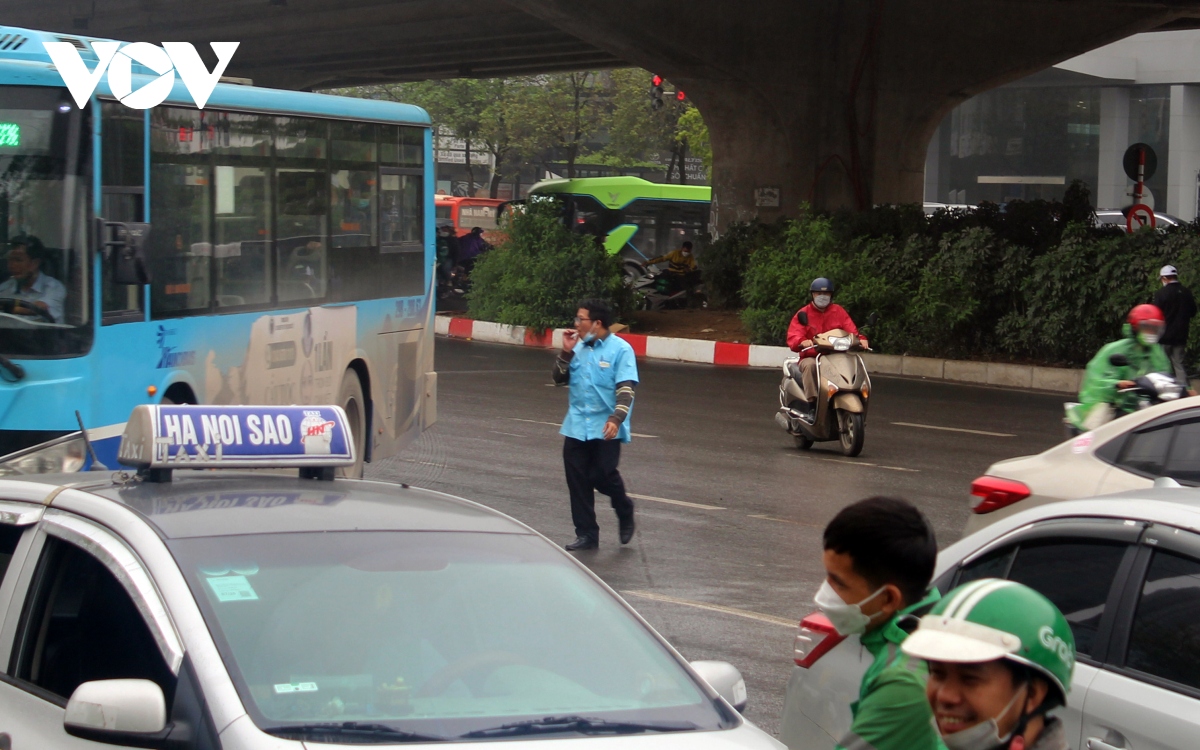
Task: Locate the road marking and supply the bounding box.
[797,455,920,473]
[622,590,796,628]
[489,430,525,438]
[629,493,725,510]
[891,421,1015,438]
[508,418,659,439]
[440,369,547,374]
[748,514,822,528]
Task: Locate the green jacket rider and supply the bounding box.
[1070,304,1171,432]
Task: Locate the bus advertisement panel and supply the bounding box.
[0,27,436,475]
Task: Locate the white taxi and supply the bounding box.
[0,405,781,749]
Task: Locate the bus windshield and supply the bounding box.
[0,86,91,357]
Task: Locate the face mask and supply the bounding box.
[1139,332,1161,345]
[939,686,1025,750]
[813,294,832,309]
[582,332,596,343]
[813,580,886,636]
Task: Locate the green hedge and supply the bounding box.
[466,198,632,331]
[736,190,1200,367]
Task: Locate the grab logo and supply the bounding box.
[44,41,239,110]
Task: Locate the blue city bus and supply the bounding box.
[0,27,436,475]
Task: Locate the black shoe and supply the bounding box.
[565,536,598,551]
[619,516,636,545]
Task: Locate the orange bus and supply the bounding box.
[434,195,505,240]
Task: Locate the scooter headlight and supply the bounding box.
[830,336,851,352]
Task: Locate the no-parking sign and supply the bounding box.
[1127,203,1156,232]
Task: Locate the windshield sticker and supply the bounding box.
[274,682,318,694]
[206,574,259,602]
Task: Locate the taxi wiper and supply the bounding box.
[460,715,697,738]
[263,721,448,743]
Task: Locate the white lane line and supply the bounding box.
[629,493,725,510]
[623,590,796,628]
[891,421,1015,438]
[508,418,659,439]
[748,514,822,528]
[489,430,525,438]
[796,456,920,473]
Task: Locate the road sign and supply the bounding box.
[1127,203,1156,232]
[1123,143,1158,182]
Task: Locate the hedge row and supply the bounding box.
[705,185,1200,367]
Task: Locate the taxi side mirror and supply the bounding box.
[690,660,748,713]
[65,679,170,747]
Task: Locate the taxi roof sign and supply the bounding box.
[118,405,355,480]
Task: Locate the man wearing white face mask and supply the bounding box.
[902,579,1075,750]
[1068,304,1172,432]
[816,497,942,750]
[786,278,866,416]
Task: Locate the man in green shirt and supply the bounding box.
[815,496,944,750]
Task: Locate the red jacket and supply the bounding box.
[786,303,859,357]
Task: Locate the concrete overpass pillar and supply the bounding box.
[1098,87,1132,211]
[513,0,1188,230]
[1168,85,1200,221]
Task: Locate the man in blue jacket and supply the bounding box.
[552,299,638,551]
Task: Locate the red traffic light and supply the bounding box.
[651,74,664,87]
[675,90,686,101]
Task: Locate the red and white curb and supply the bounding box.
[434,315,1085,393]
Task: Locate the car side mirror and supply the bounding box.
[65,679,170,747]
[796,311,808,326]
[690,660,748,713]
[1109,353,1130,368]
[96,219,151,286]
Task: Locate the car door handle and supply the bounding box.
[1087,739,1123,750]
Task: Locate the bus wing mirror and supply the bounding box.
[97,219,151,285]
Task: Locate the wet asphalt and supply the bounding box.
[366,338,1067,735]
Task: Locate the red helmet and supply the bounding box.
[1128,304,1165,327]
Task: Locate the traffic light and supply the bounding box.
[650,74,664,110]
[675,89,686,101]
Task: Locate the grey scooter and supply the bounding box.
[773,312,873,457]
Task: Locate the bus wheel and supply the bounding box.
[338,370,366,479]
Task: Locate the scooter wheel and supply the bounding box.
[793,434,814,450]
[839,412,865,457]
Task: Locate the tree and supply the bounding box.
[512,72,608,178]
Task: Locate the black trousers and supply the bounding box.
[563,436,635,539]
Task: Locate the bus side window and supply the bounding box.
[212,113,273,310]
[148,107,213,318]
[275,116,329,305]
[101,102,145,322]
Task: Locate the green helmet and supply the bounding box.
[901,579,1074,703]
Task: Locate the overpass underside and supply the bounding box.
[11,0,1200,226]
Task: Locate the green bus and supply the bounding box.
[527,176,711,276]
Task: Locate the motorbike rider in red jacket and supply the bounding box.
[786,278,867,416]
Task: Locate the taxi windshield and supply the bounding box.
[0,85,92,357]
[170,531,731,740]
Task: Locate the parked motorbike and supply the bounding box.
[773,313,872,456]
[1063,352,1184,435]
[630,262,705,311]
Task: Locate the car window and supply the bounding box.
[1125,550,1200,691]
[0,523,22,586]
[1005,540,1128,658]
[955,545,1017,588]
[1118,422,1175,476]
[1162,420,1200,484]
[11,537,173,700]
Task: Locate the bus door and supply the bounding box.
[98,102,147,325]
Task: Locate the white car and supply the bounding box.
[779,483,1200,750]
[965,397,1200,534]
[0,404,782,750]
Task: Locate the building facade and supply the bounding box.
[926,30,1200,220]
